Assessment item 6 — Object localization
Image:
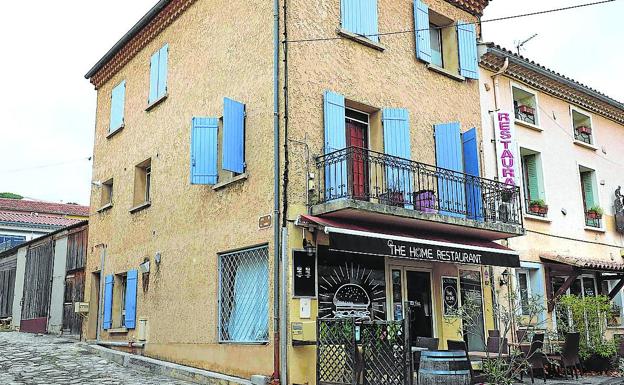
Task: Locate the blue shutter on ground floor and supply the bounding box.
[462,127,483,221]
[457,21,479,79]
[521,262,547,326]
[191,117,219,185]
[383,108,413,207]
[341,0,379,42]
[435,122,465,217]
[414,0,431,63]
[222,98,246,174]
[124,270,138,329]
[103,275,114,330]
[323,91,347,200]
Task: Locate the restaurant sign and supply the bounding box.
[329,232,520,268]
[494,110,520,188]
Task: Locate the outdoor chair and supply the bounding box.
[516,329,528,344]
[486,336,509,355]
[413,337,439,382]
[520,333,546,384]
[446,339,487,385]
[488,329,501,338]
[550,332,582,379]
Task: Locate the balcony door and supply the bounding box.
[346,108,369,200]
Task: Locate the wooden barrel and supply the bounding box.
[418,350,471,385]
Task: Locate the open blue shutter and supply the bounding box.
[435,122,465,217]
[414,0,431,63]
[103,275,114,330]
[457,21,479,79]
[462,128,483,221]
[148,51,159,103]
[191,117,219,185]
[341,0,379,42]
[109,81,126,132]
[222,98,246,173]
[383,108,413,208]
[521,262,547,326]
[124,270,138,329]
[323,91,347,200]
[157,44,169,97]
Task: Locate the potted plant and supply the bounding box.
[576,125,592,135]
[528,199,548,215]
[587,205,603,219]
[518,104,535,116]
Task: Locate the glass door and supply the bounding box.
[460,270,486,352]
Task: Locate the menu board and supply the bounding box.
[442,277,459,316]
[293,250,316,297]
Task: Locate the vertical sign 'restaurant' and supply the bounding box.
[494,111,520,187]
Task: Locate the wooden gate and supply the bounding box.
[21,241,54,333]
[62,227,87,335]
[0,255,17,319]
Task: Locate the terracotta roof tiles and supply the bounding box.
[0,198,89,217]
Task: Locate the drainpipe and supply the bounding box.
[491,57,509,114]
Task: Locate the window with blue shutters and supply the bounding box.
[414,0,431,63]
[148,44,169,105]
[434,122,465,217]
[382,108,413,208]
[457,21,479,79]
[462,128,483,220]
[341,0,379,42]
[124,270,138,329]
[222,98,246,174]
[109,80,126,133]
[323,91,347,200]
[103,275,114,330]
[191,117,219,185]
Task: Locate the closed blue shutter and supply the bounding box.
[124,270,138,329]
[222,98,246,173]
[457,21,479,79]
[109,81,126,132]
[383,108,413,208]
[435,122,465,217]
[157,44,169,96]
[341,0,379,42]
[462,128,483,221]
[103,275,114,330]
[148,51,160,104]
[414,0,431,63]
[323,91,347,200]
[191,117,219,185]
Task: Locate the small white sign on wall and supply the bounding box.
[299,298,311,319]
[494,110,520,188]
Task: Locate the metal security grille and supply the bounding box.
[360,321,409,385]
[218,245,269,343]
[317,319,357,385]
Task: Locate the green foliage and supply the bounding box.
[529,199,546,208]
[0,192,23,199]
[588,205,604,215]
[558,295,617,360]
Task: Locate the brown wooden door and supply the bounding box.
[346,120,368,199]
[62,269,84,335]
[21,242,54,334]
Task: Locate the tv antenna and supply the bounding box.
[515,33,538,55]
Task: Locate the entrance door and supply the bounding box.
[460,270,486,351]
[389,267,434,346]
[346,117,369,200]
[62,269,85,335]
[21,242,55,334]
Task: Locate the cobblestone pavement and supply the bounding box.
[0,332,195,385]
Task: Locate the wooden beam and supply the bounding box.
[545,265,553,307]
[609,278,624,300]
[542,262,577,275]
[548,273,579,313]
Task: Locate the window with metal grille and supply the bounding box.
[218,245,269,343]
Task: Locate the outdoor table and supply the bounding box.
[468,351,509,360]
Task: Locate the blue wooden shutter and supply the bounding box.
[383,108,413,207]
[435,122,465,217]
[414,0,431,63]
[323,91,347,200]
[191,117,219,185]
[341,0,379,42]
[222,98,246,173]
[457,21,479,79]
[148,51,160,104]
[581,172,595,209]
[124,270,138,329]
[462,127,483,221]
[157,44,169,97]
[103,275,114,330]
[109,81,126,132]
[524,155,540,201]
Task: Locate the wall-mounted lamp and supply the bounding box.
[303,239,316,257]
[499,269,510,287]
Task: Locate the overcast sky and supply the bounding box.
[0,0,621,206]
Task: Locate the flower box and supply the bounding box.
[529,204,548,215]
[518,105,535,116]
[576,125,592,135]
[587,211,602,220]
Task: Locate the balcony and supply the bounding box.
[311,147,524,240]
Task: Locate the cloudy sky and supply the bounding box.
[0,0,621,206]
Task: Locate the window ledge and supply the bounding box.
[336,29,385,52]
[584,225,606,233]
[573,140,598,151]
[129,201,151,214]
[97,203,113,213]
[107,124,125,139]
[212,173,248,191]
[524,214,551,223]
[145,93,168,112]
[514,119,543,132]
[107,327,128,334]
[426,64,465,82]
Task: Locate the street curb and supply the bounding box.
[86,344,253,385]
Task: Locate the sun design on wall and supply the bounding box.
[318,262,386,321]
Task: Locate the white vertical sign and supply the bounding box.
[494,110,520,187]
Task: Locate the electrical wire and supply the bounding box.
[526,229,623,249]
[285,0,618,44]
[0,156,92,174]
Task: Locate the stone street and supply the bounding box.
[0,332,195,385]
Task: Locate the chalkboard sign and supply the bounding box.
[293,250,316,297]
[442,277,459,316]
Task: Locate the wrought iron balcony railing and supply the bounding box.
[314,147,523,226]
[585,211,602,228]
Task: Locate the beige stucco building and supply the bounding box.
[479,44,624,335]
